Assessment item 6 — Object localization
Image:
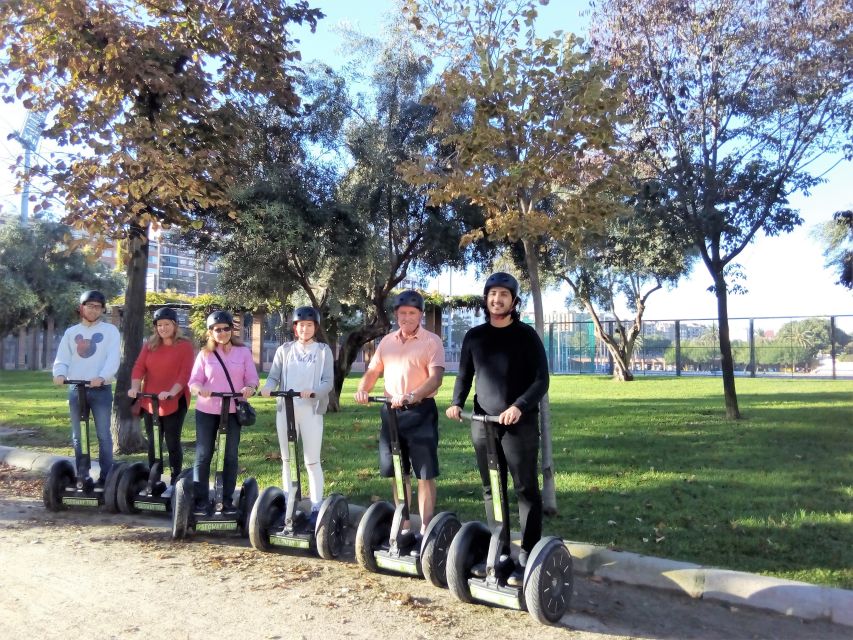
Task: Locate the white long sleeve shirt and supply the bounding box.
[52,320,121,383]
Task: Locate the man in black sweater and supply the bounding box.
[446,272,549,585]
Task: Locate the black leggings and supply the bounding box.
[471,413,543,554]
[143,395,188,483]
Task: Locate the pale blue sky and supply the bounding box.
[1,0,850,322]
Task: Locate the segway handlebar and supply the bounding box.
[368,395,418,410]
[459,411,501,423]
[63,379,92,386]
[137,392,172,399]
[210,391,246,398]
[267,390,316,398]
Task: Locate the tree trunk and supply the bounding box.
[332,318,391,403]
[29,321,39,370]
[521,239,557,516]
[612,358,634,381]
[713,269,741,419]
[112,223,148,453]
[42,314,55,370]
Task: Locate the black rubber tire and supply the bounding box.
[116,462,149,514]
[102,462,126,513]
[354,501,394,573]
[43,460,74,512]
[171,476,192,540]
[524,537,574,625]
[316,494,350,561]
[238,477,259,538]
[421,512,462,588]
[446,520,491,604]
[248,486,285,552]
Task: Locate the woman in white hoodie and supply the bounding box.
[261,306,334,525]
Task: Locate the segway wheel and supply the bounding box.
[238,477,259,538]
[316,494,350,560]
[43,460,75,512]
[421,512,462,588]
[116,462,149,514]
[248,486,285,551]
[446,520,490,603]
[524,537,574,625]
[171,476,192,540]
[354,500,394,573]
[102,462,127,513]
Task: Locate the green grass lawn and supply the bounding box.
[1,370,850,588]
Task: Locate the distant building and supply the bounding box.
[146,231,218,295]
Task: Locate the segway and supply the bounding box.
[354,396,461,587]
[115,393,191,515]
[43,380,124,511]
[446,412,573,624]
[248,390,349,559]
[171,391,258,539]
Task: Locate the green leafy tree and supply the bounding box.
[0,0,322,451]
[331,21,481,396]
[813,210,853,290]
[0,219,122,363]
[403,0,626,513]
[555,183,695,381]
[589,0,853,418]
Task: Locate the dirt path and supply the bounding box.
[0,465,847,640]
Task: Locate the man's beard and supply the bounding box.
[489,305,511,320]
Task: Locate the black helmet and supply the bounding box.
[393,290,424,312]
[483,272,519,300]
[153,307,178,324]
[206,310,233,329]
[292,306,321,325]
[79,290,106,306]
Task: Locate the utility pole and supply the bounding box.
[11,111,47,226]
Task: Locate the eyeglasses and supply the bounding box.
[212,327,232,333]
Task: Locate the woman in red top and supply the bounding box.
[128,307,195,487]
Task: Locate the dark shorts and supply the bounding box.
[378,398,439,480]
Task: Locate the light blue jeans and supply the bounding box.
[69,385,114,481]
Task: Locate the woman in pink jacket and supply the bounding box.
[187,310,259,515]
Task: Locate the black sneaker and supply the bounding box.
[409,533,423,558]
[94,477,106,490]
[470,562,487,578]
[222,501,238,516]
[193,501,209,517]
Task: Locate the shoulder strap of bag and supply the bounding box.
[212,349,237,393]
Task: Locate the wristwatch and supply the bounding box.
[406,392,415,403]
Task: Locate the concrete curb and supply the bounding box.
[2,444,850,627]
[566,542,853,627]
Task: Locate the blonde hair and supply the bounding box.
[203,326,245,352]
[147,321,188,351]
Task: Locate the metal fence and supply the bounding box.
[5,312,852,380]
[543,315,853,379]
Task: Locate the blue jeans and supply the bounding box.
[68,385,114,481]
[193,409,241,506]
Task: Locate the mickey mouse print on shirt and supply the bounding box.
[75,333,104,358]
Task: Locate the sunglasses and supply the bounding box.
[212,327,232,333]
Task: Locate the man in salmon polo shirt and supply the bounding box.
[355,290,445,542]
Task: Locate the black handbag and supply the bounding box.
[212,349,256,427]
